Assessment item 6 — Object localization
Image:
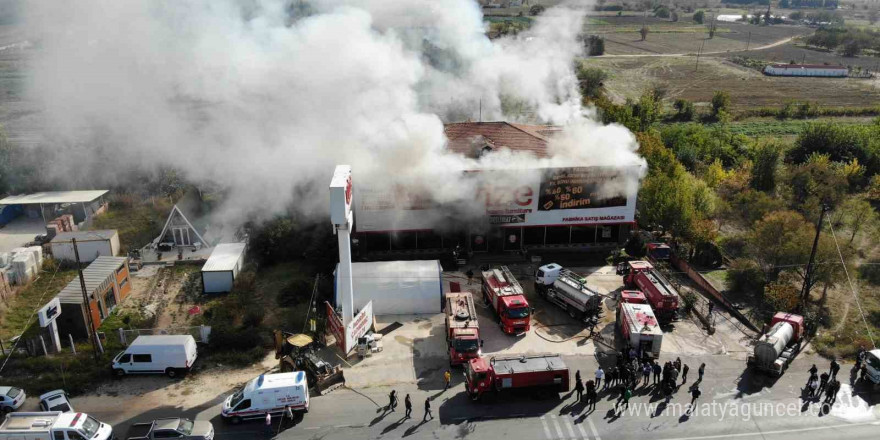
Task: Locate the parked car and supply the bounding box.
[126,418,214,440]
[0,386,25,413]
[111,335,198,378]
[39,390,73,412]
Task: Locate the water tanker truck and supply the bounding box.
[747,312,804,376]
[464,353,569,402]
[535,263,603,322]
[482,266,531,335]
[444,291,482,367]
[618,261,680,323]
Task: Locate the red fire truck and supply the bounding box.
[445,291,482,367]
[481,266,531,335]
[464,353,569,401]
[618,261,680,323]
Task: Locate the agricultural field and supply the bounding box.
[585,55,880,109]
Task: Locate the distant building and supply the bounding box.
[49,230,120,263]
[0,190,108,225]
[154,204,209,249]
[763,64,848,77]
[201,242,247,294]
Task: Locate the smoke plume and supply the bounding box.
[24,0,644,228]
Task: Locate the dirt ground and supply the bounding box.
[595,21,810,56]
[586,55,880,108]
[115,264,205,330]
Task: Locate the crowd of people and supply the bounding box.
[571,348,708,417]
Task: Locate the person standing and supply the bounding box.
[423,398,433,421]
[621,387,632,412]
[444,370,452,391]
[284,405,294,430]
[575,376,584,402]
[466,269,474,285]
[404,394,412,419]
[663,380,673,404]
[595,367,604,390]
[609,367,618,387]
[674,357,682,372]
[389,390,398,412]
[698,363,706,382]
[652,362,661,385]
[575,370,581,383]
[689,386,702,412]
[830,358,840,380]
[682,364,690,384]
[587,386,598,411]
[819,372,830,395]
[264,413,272,436]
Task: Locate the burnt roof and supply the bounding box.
[444,122,559,159]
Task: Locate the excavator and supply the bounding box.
[273,330,346,395]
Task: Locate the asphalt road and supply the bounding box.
[78,352,879,440]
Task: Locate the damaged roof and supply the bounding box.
[444,122,559,159]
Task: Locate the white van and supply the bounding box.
[221,372,309,424]
[111,335,198,378]
[0,411,114,440]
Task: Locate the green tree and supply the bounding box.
[693,10,705,24]
[655,6,671,18]
[575,64,608,99]
[711,90,731,119]
[750,142,783,192]
[673,99,695,121]
[785,153,849,215]
[747,210,813,282]
[529,5,546,16]
[764,281,800,312]
[789,123,880,178]
[671,11,679,22]
[833,197,878,243]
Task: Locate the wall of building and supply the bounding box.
[115,262,131,301]
[50,240,114,263]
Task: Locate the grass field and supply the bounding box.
[0,266,77,340]
[91,201,171,253]
[585,56,880,109]
[727,117,879,136]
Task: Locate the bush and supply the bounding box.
[693,10,705,24]
[586,35,605,56]
[727,258,766,296]
[655,6,670,18]
[208,325,266,352]
[529,5,546,16]
[673,99,695,121]
[859,259,880,285]
[576,65,609,99]
[711,91,731,118]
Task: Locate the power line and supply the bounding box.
[825,214,876,349]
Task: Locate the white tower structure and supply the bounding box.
[329,165,355,325]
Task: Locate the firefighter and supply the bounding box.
[698,363,706,382]
[444,370,452,391]
[575,376,584,401]
[424,398,433,421]
[819,371,830,395]
[404,394,412,419]
[682,364,690,384]
[652,362,661,385]
[389,390,398,412]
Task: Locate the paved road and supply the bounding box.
[70,353,879,440]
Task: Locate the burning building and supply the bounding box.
[352,122,639,257]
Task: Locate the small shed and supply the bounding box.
[155,204,208,248]
[201,243,247,294]
[50,230,120,263]
[336,260,443,315]
[53,256,131,339]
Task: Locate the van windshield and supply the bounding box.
[230,388,245,407]
[80,416,100,438]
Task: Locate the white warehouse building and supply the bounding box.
[49,230,120,263]
[335,260,443,315]
[763,64,848,77]
[201,242,247,294]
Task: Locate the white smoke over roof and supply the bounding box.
[25,0,644,226]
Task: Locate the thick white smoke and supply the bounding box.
[24,0,644,227]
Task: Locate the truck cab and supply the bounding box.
[482,267,531,335]
[445,292,482,366]
[617,260,653,281]
[534,263,562,293]
[0,412,114,440]
[464,357,493,399]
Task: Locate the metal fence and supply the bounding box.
[118,325,211,346]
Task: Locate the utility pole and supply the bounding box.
[696,39,705,71]
[72,238,100,362]
[799,205,829,313]
[745,31,751,51]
